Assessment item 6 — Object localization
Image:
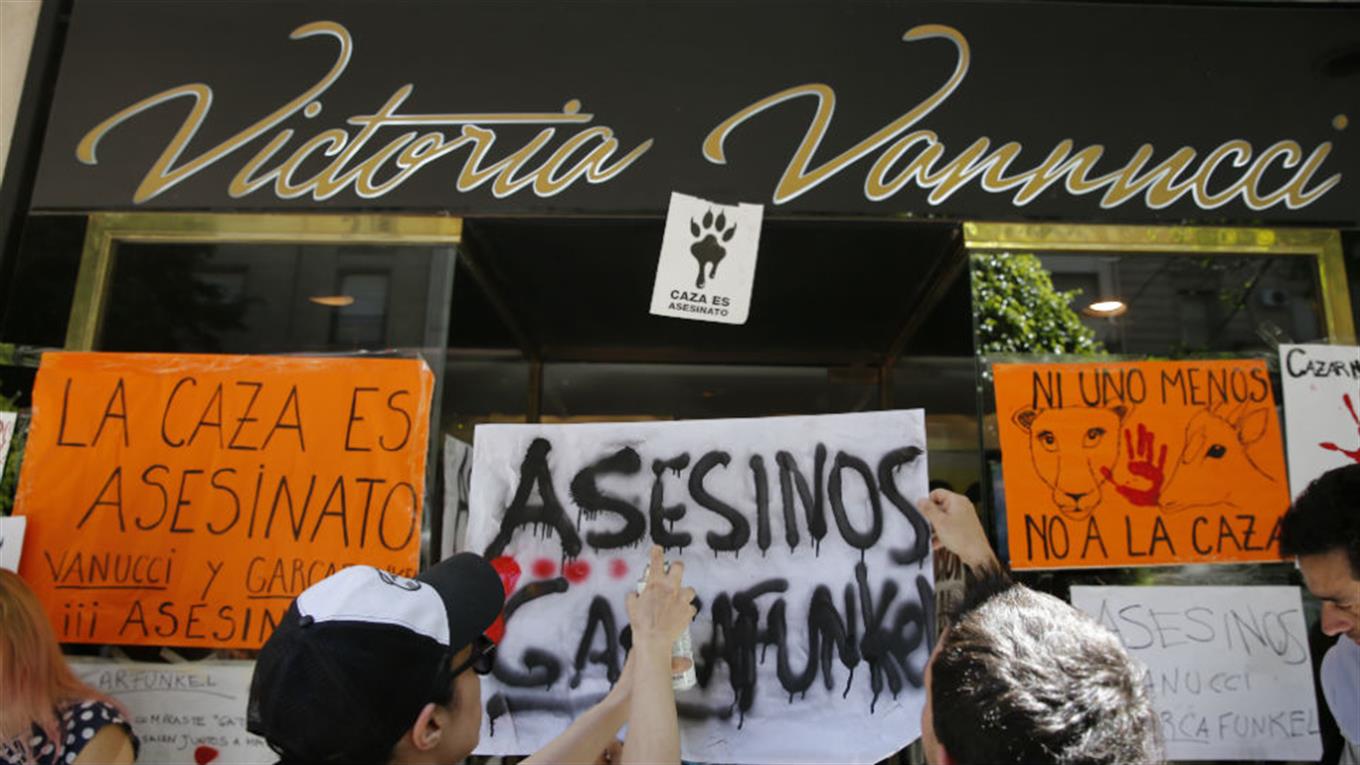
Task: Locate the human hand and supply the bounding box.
[1099,424,1166,507]
[594,738,623,765]
[916,489,997,570]
[625,546,696,650]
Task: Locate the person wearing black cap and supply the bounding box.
[248,545,695,765]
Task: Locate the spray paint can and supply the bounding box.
[637,562,697,691]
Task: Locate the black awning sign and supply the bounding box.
[32,2,1360,223]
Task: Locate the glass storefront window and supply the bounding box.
[1042,252,1326,355]
[99,242,448,355]
[964,226,1352,759]
[331,272,390,348]
[541,362,880,421]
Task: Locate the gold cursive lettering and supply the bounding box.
[705,24,971,205]
[79,24,652,203]
[705,25,1341,212]
[79,21,353,203]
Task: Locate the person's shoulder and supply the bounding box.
[1322,638,1360,691]
[58,698,140,765]
[1322,639,1360,744]
[71,725,135,765]
[58,698,128,732]
[1323,637,1360,675]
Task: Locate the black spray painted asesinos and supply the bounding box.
[485,439,927,561]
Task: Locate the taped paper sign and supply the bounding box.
[994,360,1290,569]
[466,411,933,765]
[649,191,763,325]
[0,516,26,571]
[1070,586,1321,761]
[0,410,17,472]
[15,352,433,648]
[441,435,474,557]
[1280,344,1360,499]
[70,659,270,765]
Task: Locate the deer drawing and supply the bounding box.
[1159,402,1277,513]
[1012,404,1130,520]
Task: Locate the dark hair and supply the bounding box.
[931,571,1162,765]
[1280,464,1360,578]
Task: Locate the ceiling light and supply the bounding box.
[309,295,355,307]
[1083,299,1127,318]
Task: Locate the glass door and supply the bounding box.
[63,212,461,568]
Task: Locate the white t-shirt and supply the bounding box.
[1321,637,1360,745]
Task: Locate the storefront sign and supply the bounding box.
[31,2,1360,224]
[650,192,763,325]
[465,410,932,764]
[994,360,1290,569]
[1071,586,1321,761]
[14,352,433,648]
[1280,344,1360,500]
[71,659,272,765]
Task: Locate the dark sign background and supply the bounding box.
[30,0,1360,223]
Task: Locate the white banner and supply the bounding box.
[1071,586,1321,762]
[467,411,932,764]
[1280,344,1360,500]
[70,659,270,765]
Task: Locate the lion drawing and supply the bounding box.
[1012,405,1130,520]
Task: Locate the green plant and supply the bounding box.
[972,252,1104,355]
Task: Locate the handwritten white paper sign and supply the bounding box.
[0,516,26,571]
[0,411,16,471]
[467,411,932,764]
[70,659,270,765]
[1280,344,1360,499]
[1071,585,1321,761]
[649,192,763,325]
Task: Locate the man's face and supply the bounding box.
[921,640,947,765]
[435,645,485,762]
[1297,548,1360,645]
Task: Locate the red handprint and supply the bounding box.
[1318,392,1360,463]
[1100,423,1167,507]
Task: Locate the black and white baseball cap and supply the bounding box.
[247,553,505,765]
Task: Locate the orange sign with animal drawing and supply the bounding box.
[994,360,1290,569]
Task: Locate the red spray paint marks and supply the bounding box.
[563,559,591,584]
[486,556,522,643]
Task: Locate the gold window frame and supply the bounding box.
[963,221,1355,344]
[64,212,464,350]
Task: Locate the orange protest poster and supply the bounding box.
[14,352,433,648]
[994,360,1290,570]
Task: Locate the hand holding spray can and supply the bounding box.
[636,559,697,691]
